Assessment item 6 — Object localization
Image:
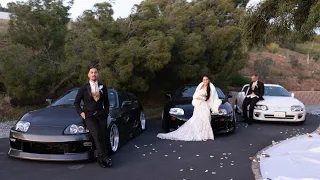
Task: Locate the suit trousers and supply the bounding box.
[85,115,108,158]
[242,97,259,123]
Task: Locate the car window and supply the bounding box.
[242,85,249,93]
[174,86,225,99]
[117,91,130,106]
[264,86,291,97]
[51,89,117,108]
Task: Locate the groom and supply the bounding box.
[242,73,264,125]
[74,67,112,168]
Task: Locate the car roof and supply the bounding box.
[244,83,283,87]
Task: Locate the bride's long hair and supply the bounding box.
[203,74,211,101]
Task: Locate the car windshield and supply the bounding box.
[174,86,225,99]
[51,89,117,108]
[264,86,291,97]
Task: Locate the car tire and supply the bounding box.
[139,111,146,131]
[161,110,169,132]
[229,111,236,133]
[106,122,120,154]
[234,100,239,114]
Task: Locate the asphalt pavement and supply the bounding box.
[0,114,319,180]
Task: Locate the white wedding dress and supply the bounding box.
[157,82,222,141]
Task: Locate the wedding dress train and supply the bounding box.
[157,83,222,141]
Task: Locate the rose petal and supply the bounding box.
[249,157,254,161]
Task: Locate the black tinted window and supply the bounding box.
[51,89,117,107]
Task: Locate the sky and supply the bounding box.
[0,0,262,20]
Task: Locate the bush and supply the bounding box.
[253,57,273,78]
[231,73,251,87]
[311,52,320,62]
[266,42,280,54]
[289,55,299,67]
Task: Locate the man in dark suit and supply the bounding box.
[74,67,112,168]
[242,74,265,125]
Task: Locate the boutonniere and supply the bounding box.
[98,85,103,93]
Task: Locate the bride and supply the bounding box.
[157,75,222,141]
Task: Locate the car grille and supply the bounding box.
[264,114,295,119]
[10,140,92,154]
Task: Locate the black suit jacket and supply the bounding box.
[246,80,265,100]
[74,82,110,119]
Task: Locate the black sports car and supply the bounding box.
[161,85,236,134]
[8,87,146,161]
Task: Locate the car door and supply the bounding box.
[117,91,135,136]
[237,84,249,111]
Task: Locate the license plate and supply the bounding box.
[274,112,286,117]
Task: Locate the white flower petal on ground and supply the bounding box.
[180,169,183,172]
[178,157,181,159]
[173,150,176,153]
[150,144,153,146]
[220,166,223,168]
[210,156,214,158]
[190,168,193,171]
[196,154,199,157]
[152,148,155,151]
[180,145,183,147]
[223,153,227,155]
[142,154,145,156]
[212,172,216,174]
[165,155,168,157]
[205,170,208,173]
[228,153,231,155]
[231,163,234,166]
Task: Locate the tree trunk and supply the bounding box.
[46,72,77,98]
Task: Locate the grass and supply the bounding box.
[0,104,46,122]
[144,106,163,120]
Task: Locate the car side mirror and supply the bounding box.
[121,101,131,108]
[46,99,52,105]
[165,93,172,99]
[291,93,295,98]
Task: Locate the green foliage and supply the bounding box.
[312,52,320,62]
[0,0,73,99]
[242,0,320,48]
[266,42,280,54]
[65,0,248,92]
[253,57,273,78]
[230,73,250,87]
[289,55,299,68]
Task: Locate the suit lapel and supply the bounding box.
[87,83,92,98]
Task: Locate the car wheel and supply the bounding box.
[107,122,120,154]
[139,111,146,131]
[229,111,236,133]
[234,100,239,114]
[161,111,169,132]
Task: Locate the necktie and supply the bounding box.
[92,83,100,101]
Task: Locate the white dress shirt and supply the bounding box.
[89,81,98,93]
[247,81,258,98]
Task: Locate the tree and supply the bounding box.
[0,0,73,100]
[243,0,320,48]
[66,0,249,92]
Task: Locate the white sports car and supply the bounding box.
[234,84,306,123]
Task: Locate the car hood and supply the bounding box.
[20,105,82,127]
[257,96,304,107]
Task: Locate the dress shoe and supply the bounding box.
[98,156,112,168]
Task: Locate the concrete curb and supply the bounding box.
[251,124,320,180]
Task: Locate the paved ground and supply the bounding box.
[0,114,319,180]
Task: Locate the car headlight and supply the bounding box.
[255,105,268,111]
[169,108,184,115]
[291,105,304,112]
[64,124,89,135]
[14,121,30,132]
[219,108,228,115]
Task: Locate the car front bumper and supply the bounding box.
[253,110,306,122]
[8,129,94,161]
[168,113,235,133]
